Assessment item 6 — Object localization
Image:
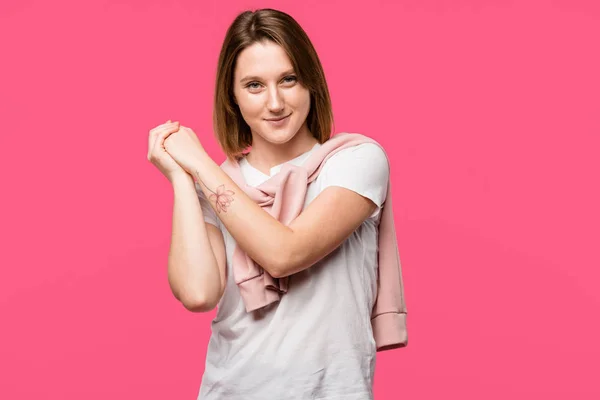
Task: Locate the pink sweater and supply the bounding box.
[220,133,408,351]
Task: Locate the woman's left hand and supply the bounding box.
[163,124,207,177]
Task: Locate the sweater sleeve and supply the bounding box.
[371,182,409,351]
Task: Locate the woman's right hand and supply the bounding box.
[147,120,190,183]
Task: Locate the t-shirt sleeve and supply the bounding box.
[319,142,390,210]
[194,181,220,228]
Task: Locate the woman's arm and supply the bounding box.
[167,173,227,312]
[193,151,378,278]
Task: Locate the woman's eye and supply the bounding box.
[248,82,261,90]
[246,76,296,91]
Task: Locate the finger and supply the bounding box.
[151,125,178,157]
[148,121,171,158]
[148,122,179,160]
[149,127,177,161]
[149,120,172,136]
[151,124,180,159]
[157,126,179,150]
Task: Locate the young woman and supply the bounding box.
[147,8,407,400]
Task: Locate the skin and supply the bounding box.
[233,40,318,176]
[149,40,377,309]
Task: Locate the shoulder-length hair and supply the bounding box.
[213,8,334,160]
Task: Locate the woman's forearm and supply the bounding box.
[168,173,223,311]
[192,152,293,278]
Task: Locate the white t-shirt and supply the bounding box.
[195,142,390,400]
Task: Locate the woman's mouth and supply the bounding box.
[265,113,291,127]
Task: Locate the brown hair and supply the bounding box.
[213,8,334,160]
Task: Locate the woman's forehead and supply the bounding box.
[235,41,294,80]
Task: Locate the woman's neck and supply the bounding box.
[245,126,318,175]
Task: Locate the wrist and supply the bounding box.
[191,150,214,184]
[169,172,194,186]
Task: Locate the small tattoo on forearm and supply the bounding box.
[210,185,235,213]
[199,177,235,214]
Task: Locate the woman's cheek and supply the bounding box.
[243,94,264,115]
[291,87,310,109]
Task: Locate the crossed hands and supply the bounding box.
[147,120,206,183]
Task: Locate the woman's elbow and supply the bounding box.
[267,251,300,279]
[180,290,220,313]
[268,266,286,279]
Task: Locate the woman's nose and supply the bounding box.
[267,88,284,113]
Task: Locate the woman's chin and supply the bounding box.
[259,128,297,144]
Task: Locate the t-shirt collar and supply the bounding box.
[240,142,322,186]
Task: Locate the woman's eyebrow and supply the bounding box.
[240,69,296,84]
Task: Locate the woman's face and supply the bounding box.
[233,40,311,145]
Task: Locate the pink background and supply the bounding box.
[1,0,599,399]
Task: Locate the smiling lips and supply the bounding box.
[265,114,291,122]
[265,113,291,126]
